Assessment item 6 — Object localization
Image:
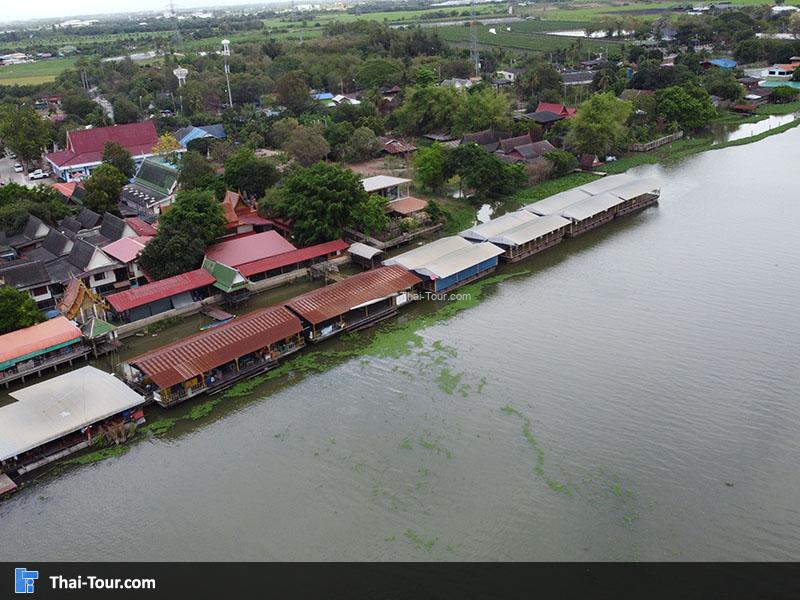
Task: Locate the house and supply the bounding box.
[100,236,152,287]
[106,268,215,323]
[45,238,120,295]
[516,110,565,130]
[380,137,418,157]
[125,218,157,237]
[51,181,86,204]
[120,158,179,218]
[20,229,73,264]
[45,121,169,182]
[2,216,51,252]
[384,236,504,293]
[328,94,361,107]
[459,129,510,152]
[494,133,556,164]
[203,238,348,295]
[362,175,412,200]
[562,71,595,86]
[348,242,385,269]
[0,259,54,308]
[440,78,473,89]
[737,76,761,90]
[172,123,226,148]
[766,63,799,80]
[535,102,577,119]
[80,213,138,247]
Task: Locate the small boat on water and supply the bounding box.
[200,316,235,331]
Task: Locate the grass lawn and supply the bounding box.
[0,58,76,86]
[438,26,624,56]
[756,100,800,115]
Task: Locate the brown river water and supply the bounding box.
[1,126,799,561]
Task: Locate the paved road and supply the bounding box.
[0,156,56,188]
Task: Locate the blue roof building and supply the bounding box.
[173,124,227,148]
[705,58,737,69]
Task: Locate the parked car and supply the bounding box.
[29,169,49,180]
[13,163,23,173]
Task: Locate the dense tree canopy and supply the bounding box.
[0,286,42,334]
[0,105,49,166]
[443,143,526,198]
[566,93,633,157]
[655,85,716,131]
[102,141,135,178]
[178,150,215,190]
[84,163,127,215]
[0,184,71,233]
[139,190,225,280]
[223,147,279,198]
[414,142,448,193]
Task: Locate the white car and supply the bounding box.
[29,169,48,180]
[13,163,23,173]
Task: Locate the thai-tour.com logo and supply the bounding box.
[14,567,156,594]
[14,568,38,594]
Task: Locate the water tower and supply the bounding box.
[173,65,188,87]
[221,39,231,57]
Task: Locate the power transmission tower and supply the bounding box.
[469,0,480,78]
[170,0,182,45]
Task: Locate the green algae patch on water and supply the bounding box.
[404,528,437,552]
[436,367,462,395]
[501,404,573,496]
[63,444,130,466]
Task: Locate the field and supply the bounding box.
[0,58,77,86]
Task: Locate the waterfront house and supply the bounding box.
[45,121,169,182]
[486,214,573,262]
[361,175,429,217]
[120,305,306,407]
[106,268,215,323]
[348,242,385,269]
[0,316,88,387]
[285,265,420,343]
[0,367,145,476]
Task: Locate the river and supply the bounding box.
[2,128,800,561]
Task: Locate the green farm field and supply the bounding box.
[0,58,77,85]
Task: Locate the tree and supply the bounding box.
[264,162,380,245]
[0,184,71,232]
[283,125,330,166]
[152,133,182,164]
[394,85,461,135]
[341,127,382,162]
[356,58,403,89]
[102,141,135,178]
[0,106,49,167]
[544,150,578,176]
[223,147,279,198]
[451,87,512,136]
[444,143,526,198]
[178,151,214,190]
[566,93,633,157]
[139,190,225,279]
[324,121,355,159]
[0,286,42,334]
[269,117,300,148]
[112,96,140,124]
[655,85,716,131]
[276,71,312,115]
[414,142,448,192]
[353,194,389,235]
[84,163,127,215]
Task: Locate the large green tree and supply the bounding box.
[223,147,279,198]
[0,106,50,167]
[84,163,128,215]
[283,125,330,166]
[263,163,383,245]
[0,286,42,334]
[655,85,716,131]
[341,127,382,163]
[414,141,448,193]
[566,92,633,156]
[0,184,70,233]
[102,141,135,178]
[276,71,312,115]
[178,150,215,190]
[139,190,225,280]
[112,96,140,124]
[443,143,526,198]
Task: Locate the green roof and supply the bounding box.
[202,258,247,293]
[81,317,117,339]
[134,158,178,195]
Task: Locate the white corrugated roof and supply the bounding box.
[415,242,505,280]
[348,242,384,260]
[578,173,636,195]
[607,177,661,201]
[560,192,625,221]
[383,236,474,270]
[0,366,144,461]
[524,188,591,215]
[459,210,537,241]
[489,214,572,246]
[361,175,411,193]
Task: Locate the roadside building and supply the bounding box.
[45,121,169,182]
[0,367,145,476]
[0,316,88,387]
[106,268,215,322]
[285,265,420,343]
[120,305,305,407]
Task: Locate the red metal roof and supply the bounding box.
[535,102,577,118]
[0,317,82,366]
[125,217,157,236]
[286,265,420,325]
[106,268,215,313]
[238,240,349,277]
[205,230,297,268]
[128,305,303,389]
[46,121,160,168]
[101,236,152,264]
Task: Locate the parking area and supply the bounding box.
[0,155,57,187]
